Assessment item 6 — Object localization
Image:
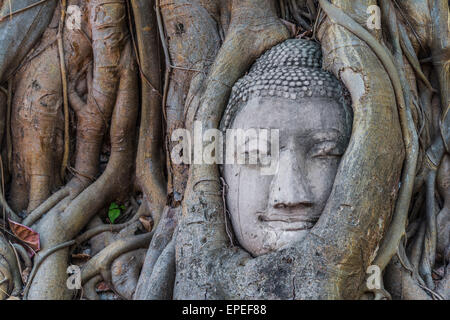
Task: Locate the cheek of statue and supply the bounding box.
[223,97,348,257]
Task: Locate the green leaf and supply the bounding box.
[109,203,119,210]
[108,203,121,224]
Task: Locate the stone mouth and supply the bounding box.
[258,213,317,231]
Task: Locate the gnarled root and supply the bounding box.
[159,0,223,204]
[0,233,21,299]
[384,256,431,300]
[10,29,64,213]
[134,206,179,299]
[10,0,92,214]
[137,235,176,300]
[82,274,102,300]
[131,0,166,224]
[111,248,146,300]
[133,0,223,299]
[81,233,153,292]
[26,40,139,299]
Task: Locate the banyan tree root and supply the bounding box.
[0,233,21,299]
[315,0,448,300]
[75,209,150,299]
[0,0,57,84]
[21,0,129,226]
[138,235,176,300]
[134,206,179,299]
[111,248,146,300]
[26,38,139,299]
[131,0,166,223]
[318,0,419,276]
[384,256,432,300]
[80,233,153,293]
[10,0,92,213]
[82,274,102,300]
[159,0,224,204]
[436,156,449,261]
[134,0,227,298]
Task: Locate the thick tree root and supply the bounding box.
[23,240,75,299]
[319,0,419,273]
[0,0,57,83]
[137,235,176,300]
[111,248,146,299]
[131,0,166,224]
[26,39,139,299]
[9,1,94,214]
[81,232,153,286]
[134,206,178,299]
[0,233,21,299]
[82,275,102,300]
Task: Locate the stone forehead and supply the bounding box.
[221,39,350,131]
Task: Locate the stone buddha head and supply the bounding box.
[221,39,352,257]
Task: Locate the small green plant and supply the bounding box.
[108,202,125,224]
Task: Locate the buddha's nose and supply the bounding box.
[269,147,314,209]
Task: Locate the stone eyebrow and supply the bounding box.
[294,128,344,139]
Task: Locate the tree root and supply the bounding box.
[111,248,146,299]
[75,210,143,246]
[81,232,153,286]
[23,240,75,299]
[11,243,32,271]
[419,168,438,288]
[0,260,12,299]
[82,274,102,300]
[135,235,176,300]
[159,0,223,203]
[318,0,419,272]
[22,188,70,227]
[0,0,57,83]
[0,234,21,298]
[26,37,139,299]
[10,0,93,214]
[0,192,19,222]
[134,206,178,299]
[57,0,69,180]
[131,0,166,224]
[384,256,432,300]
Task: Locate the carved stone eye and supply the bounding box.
[309,141,342,159]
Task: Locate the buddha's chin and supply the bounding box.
[243,227,310,257]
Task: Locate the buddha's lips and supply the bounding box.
[257,213,318,231]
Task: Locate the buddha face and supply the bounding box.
[223,96,350,256]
